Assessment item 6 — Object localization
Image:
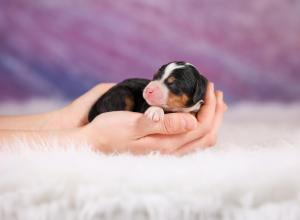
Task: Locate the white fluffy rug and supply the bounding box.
[1,101,300,220]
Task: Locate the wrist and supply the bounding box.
[59,102,90,129]
[49,105,86,130]
[0,111,72,131]
[80,124,108,153]
[0,128,83,149]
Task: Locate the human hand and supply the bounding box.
[173,83,228,155]
[0,83,115,131]
[77,82,227,155]
[79,110,198,154]
[110,82,226,156]
[59,83,115,129]
[0,80,226,156]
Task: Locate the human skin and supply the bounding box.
[0,82,227,155]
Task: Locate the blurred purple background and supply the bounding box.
[1,0,300,103]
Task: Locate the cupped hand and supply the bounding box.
[60,83,115,128]
[74,82,227,155]
[0,81,226,156]
[173,83,228,155]
[80,111,198,154]
[115,82,228,156]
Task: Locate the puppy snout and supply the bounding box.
[143,82,165,106]
[144,84,161,98]
[145,87,154,95]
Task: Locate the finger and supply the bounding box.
[172,91,227,156]
[83,83,115,104]
[210,91,227,137]
[132,83,217,153]
[172,137,209,156]
[137,112,198,136]
[134,113,199,153]
[174,91,227,156]
[129,140,160,155]
[72,83,115,109]
[156,82,217,146]
[68,83,116,126]
[196,82,216,128]
[134,133,178,153]
[92,83,115,93]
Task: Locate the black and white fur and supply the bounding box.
[88,61,208,122]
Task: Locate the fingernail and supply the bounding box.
[211,83,214,91]
[224,103,228,111]
[217,91,223,101]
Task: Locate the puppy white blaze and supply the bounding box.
[185,62,194,67]
[149,62,185,107]
[161,63,185,82]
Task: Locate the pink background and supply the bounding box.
[0,0,299,103]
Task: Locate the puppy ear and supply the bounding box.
[193,77,208,104]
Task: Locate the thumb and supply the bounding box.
[137,113,198,135]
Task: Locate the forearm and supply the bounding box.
[0,83,114,131]
[0,128,84,149]
[0,108,78,131]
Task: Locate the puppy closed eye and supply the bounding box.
[166,76,176,84]
[165,77,182,94]
[168,83,182,95]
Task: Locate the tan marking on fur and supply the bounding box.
[125,96,134,111]
[190,111,197,117]
[167,92,189,108]
[167,76,176,84]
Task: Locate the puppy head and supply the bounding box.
[143,61,208,112]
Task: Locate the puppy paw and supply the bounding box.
[145,106,165,122]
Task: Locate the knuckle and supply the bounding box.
[198,119,211,132]
[216,100,227,114]
[94,83,114,93]
[218,100,226,109]
[202,122,213,134]
[206,135,217,147]
[223,103,228,112]
[216,90,222,97]
[93,84,106,91]
[162,118,171,134]
[163,116,179,133]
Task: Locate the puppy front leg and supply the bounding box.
[144,106,165,122]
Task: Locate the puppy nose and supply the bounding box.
[146,87,154,95]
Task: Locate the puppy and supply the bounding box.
[88,61,208,122]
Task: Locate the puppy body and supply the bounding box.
[88,61,208,122]
[88,79,150,122]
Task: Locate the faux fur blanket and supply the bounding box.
[0,102,300,220]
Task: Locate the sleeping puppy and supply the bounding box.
[88,61,208,122]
